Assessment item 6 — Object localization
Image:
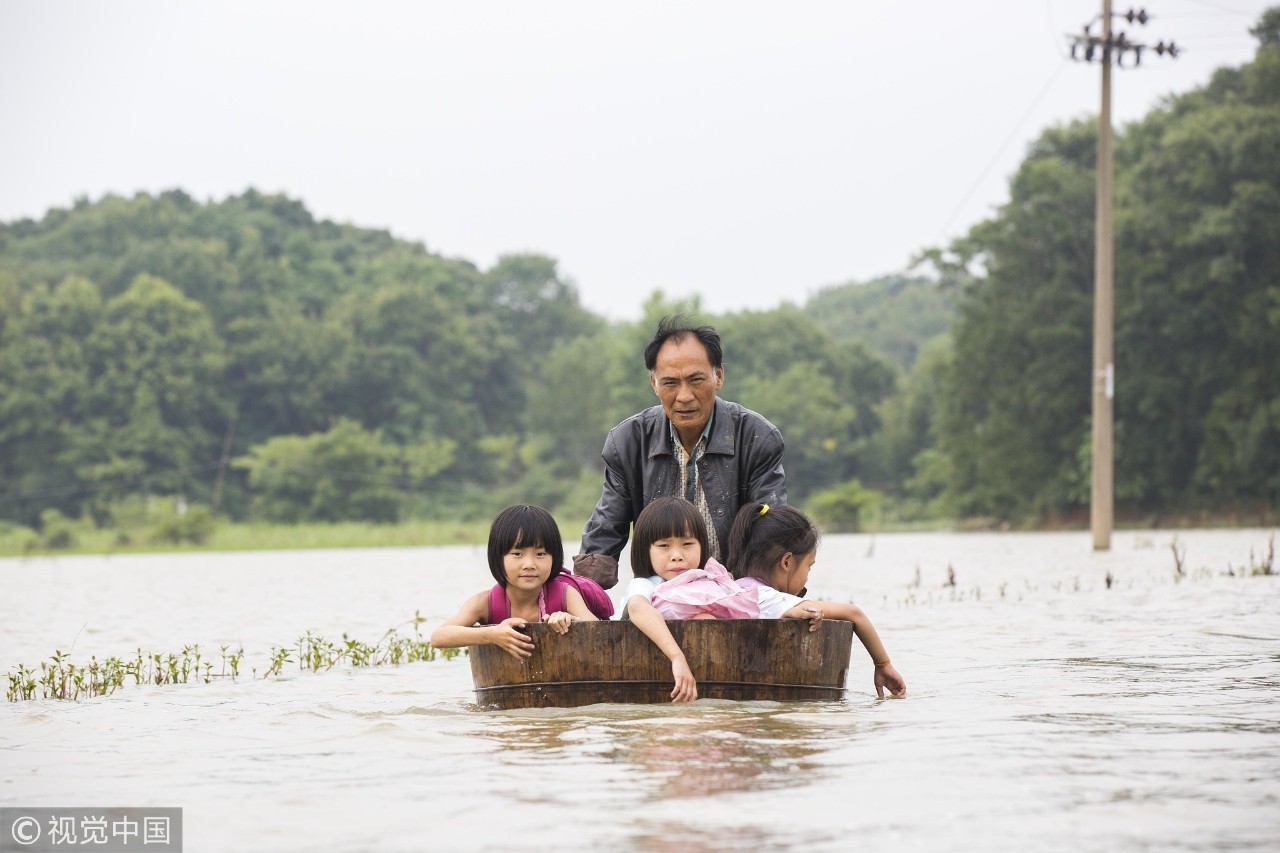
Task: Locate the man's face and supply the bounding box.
[651,336,723,439]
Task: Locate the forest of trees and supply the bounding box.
[1,14,1277,541]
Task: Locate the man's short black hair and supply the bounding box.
[644,315,723,371]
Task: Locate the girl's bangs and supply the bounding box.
[510,528,548,550]
[657,516,700,541]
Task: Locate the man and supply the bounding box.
[573,316,787,589]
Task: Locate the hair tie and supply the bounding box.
[758,504,769,516]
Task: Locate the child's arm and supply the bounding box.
[783,599,907,699]
[545,586,600,635]
[625,595,697,702]
[429,591,537,660]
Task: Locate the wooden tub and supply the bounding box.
[469,618,854,709]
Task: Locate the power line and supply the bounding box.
[931,60,1071,246]
[1174,0,1258,15]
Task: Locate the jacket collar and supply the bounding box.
[647,397,734,458]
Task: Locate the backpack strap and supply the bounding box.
[491,574,612,623]
[560,573,616,620]
[487,583,509,624]
[542,575,570,615]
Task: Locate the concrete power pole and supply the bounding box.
[1068,5,1177,551]
[1093,1,1115,552]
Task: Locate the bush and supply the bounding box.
[39,509,85,549]
[804,478,882,533]
[151,504,216,545]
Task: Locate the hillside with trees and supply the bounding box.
[803,274,954,370]
[0,192,898,536]
[1,12,1276,545]
[915,9,1280,523]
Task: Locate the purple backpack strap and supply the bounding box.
[489,574,612,623]
[560,573,616,619]
[487,584,509,624]
[543,576,570,615]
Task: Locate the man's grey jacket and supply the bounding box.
[574,397,787,589]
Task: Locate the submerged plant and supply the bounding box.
[6,611,462,703]
[1248,534,1275,576]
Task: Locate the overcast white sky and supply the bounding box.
[0,1,1270,320]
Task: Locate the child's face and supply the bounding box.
[778,549,817,596]
[649,532,701,581]
[503,543,554,593]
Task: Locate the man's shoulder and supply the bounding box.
[716,398,782,434]
[602,405,669,461]
[607,405,666,438]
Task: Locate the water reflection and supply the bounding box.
[618,709,831,800]
[627,826,761,853]
[474,703,836,799]
[464,703,851,850]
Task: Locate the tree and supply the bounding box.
[235,419,415,523]
[78,274,230,505]
[928,120,1097,520]
[804,274,955,369]
[0,277,101,523]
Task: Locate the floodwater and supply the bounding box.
[2,528,1278,852]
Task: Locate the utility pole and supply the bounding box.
[1068,5,1177,551]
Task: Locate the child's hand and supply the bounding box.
[545,611,574,635]
[670,656,697,703]
[875,661,906,698]
[781,603,824,630]
[490,618,535,660]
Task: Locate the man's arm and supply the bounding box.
[574,431,633,589]
[741,416,787,506]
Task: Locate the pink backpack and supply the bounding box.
[487,571,615,623]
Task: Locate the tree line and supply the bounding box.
[1,13,1276,539]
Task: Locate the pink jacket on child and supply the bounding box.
[649,558,760,620]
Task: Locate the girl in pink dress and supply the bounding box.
[431,504,598,660]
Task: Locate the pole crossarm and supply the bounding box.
[1067,7,1179,67]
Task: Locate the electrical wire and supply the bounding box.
[931,59,1071,246]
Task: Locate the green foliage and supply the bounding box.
[804,274,955,369]
[526,332,635,470]
[1110,35,1280,511]
[930,120,1097,521]
[919,19,1280,521]
[736,361,856,501]
[718,307,898,500]
[150,504,216,545]
[804,478,882,533]
[5,614,461,702]
[235,419,428,523]
[39,509,89,549]
[866,335,951,492]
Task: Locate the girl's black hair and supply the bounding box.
[487,504,565,587]
[725,502,819,584]
[630,497,710,578]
